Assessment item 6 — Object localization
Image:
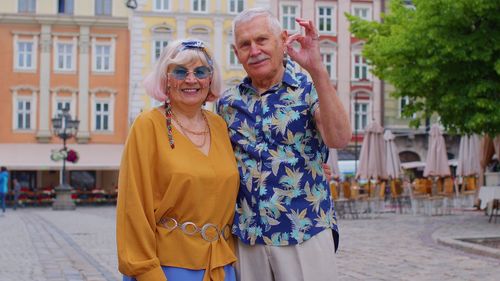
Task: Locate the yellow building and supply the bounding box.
[128,0,269,118]
[0,0,129,204]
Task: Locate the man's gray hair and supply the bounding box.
[232,7,282,44]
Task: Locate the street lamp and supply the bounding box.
[51,106,80,210]
[125,0,138,9]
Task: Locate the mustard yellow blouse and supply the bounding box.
[116,108,239,281]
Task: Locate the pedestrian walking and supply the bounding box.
[0,167,9,214]
[12,178,22,210]
[217,8,351,281]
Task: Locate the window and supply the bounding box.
[58,0,74,15]
[153,40,169,61]
[56,100,71,115]
[281,4,299,32]
[95,0,112,16]
[229,0,244,14]
[154,0,170,11]
[55,42,75,71]
[352,6,372,21]
[16,99,32,130]
[321,52,335,80]
[317,6,334,33]
[228,45,241,68]
[353,54,370,81]
[16,41,35,70]
[353,101,369,131]
[95,101,110,131]
[151,25,172,64]
[93,42,114,72]
[192,0,207,13]
[70,171,96,190]
[18,0,36,13]
[11,171,37,191]
[399,96,416,118]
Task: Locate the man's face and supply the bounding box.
[233,15,287,82]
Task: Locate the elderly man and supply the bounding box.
[217,7,351,281]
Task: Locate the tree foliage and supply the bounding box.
[347,0,500,135]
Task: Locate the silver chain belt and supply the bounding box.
[158,217,232,242]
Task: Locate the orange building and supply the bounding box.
[0,0,129,198]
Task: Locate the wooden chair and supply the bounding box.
[330,182,339,200]
[336,181,358,219]
[342,181,352,199]
[464,176,477,191]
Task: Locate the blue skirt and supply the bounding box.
[123,264,236,281]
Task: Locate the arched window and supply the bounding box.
[151,25,173,62]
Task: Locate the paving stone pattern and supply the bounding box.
[0,207,499,281]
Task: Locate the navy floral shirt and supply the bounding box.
[217,59,338,246]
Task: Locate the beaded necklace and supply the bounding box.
[171,111,209,136]
[164,102,210,149]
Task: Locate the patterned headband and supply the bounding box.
[178,40,214,68]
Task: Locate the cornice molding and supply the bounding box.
[10,85,39,92]
[133,11,236,20]
[90,87,118,95]
[0,14,128,27]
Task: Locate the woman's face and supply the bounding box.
[167,59,212,109]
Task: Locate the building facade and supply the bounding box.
[127,0,270,120]
[265,0,383,159]
[0,0,129,195]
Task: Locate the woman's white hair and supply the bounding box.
[143,39,222,103]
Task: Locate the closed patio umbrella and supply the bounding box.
[327,148,341,179]
[457,134,481,177]
[424,124,451,178]
[356,121,387,180]
[384,130,402,179]
[479,135,500,187]
[424,124,450,196]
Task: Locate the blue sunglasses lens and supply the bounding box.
[171,66,211,80]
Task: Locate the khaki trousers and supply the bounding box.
[235,229,338,281]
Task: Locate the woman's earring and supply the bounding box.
[164,99,174,149]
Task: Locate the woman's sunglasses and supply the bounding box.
[169,66,212,80]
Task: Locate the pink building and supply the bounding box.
[269,0,384,150]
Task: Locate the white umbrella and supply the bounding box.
[457,134,481,177]
[327,148,341,179]
[356,121,387,180]
[424,124,451,177]
[384,130,402,179]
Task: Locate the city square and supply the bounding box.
[0,207,499,281]
[1,1,500,281]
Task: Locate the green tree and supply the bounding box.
[347,0,500,135]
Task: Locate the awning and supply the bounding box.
[401,161,426,170]
[401,159,458,170]
[0,143,124,170]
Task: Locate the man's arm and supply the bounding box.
[286,19,351,148]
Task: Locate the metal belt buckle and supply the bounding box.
[181,222,199,235]
[220,224,231,240]
[201,223,220,242]
[160,217,178,231]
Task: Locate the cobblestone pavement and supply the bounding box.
[0,206,499,281]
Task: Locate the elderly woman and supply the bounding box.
[117,39,239,281]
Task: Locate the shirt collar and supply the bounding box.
[238,58,301,95]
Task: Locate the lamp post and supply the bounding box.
[354,93,359,176]
[51,106,80,210]
[125,0,138,9]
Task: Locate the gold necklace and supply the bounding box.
[171,111,209,136]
